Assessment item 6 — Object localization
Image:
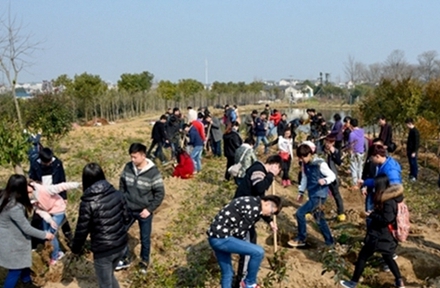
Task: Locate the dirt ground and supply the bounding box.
[1,112,440,288]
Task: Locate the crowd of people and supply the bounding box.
[0,103,420,288]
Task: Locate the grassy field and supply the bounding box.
[1,111,440,288]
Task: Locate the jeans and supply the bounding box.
[211,140,222,157]
[124,212,153,264]
[407,153,418,179]
[236,226,257,284]
[190,145,204,172]
[208,237,264,288]
[42,213,65,260]
[147,140,166,162]
[94,249,125,288]
[296,196,334,246]
[350,153,365,186]
[254,136,269,154]
[3,268,31,288]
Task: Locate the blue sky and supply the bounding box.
[1,1,438,84]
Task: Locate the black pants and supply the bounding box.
[281,158,291,180]
[225,156,236,180]
[328,180,344,215]
[147,140,165,162]
[234,226,257,288]
[352,242,401,283]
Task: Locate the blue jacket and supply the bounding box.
[364,156,402,188]
[254,117,267,137]
[188,126,204,147]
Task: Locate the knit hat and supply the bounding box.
[187,109,197,123]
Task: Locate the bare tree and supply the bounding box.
[383,49,414,80]
[361,62,383,84]
[344,55,365,84]
[417,50,439,82]
[0,10,40,128]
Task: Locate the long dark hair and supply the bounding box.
[0,174,33,216]
[82,163,106,191]
[373,173,390,210]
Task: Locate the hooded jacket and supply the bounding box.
[223,131,243,158]
[71,180,130,258]
[119,160,165,212]
[364,156,402,188]
[366,184,404,253]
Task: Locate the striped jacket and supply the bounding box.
[119,161,165,212]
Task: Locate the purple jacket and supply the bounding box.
[349,128,365,153]
[330,120,343,141]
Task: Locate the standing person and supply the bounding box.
[348,119,365,190]
[323,136,346,222]
[244,110,258,138]
[71,163,130,288]
[0,174,54,288]
[223,104,237,126]
[183,122,205,173]
[270,113,288,146]
[329,113,344,150]
[378,115,393,151]
[118,143,165,273]
[288,117,304,146]
[342,116,352,147]
[207,195,282,288]
[29,148,73,246]
[278,128,294,187]
[340,174,405,288]
[223,122,243,181]
[288,143,336,247]
[269,109,282,137]
[147,115,169,164]
[307,109,319,140]
[233,105,240,124]
[405,118,420,182]
[205,113,223,157]
[166,108,183,159]
[165,107,173,118]
[253,112,270,154]
[361,138,384,214]
[233,138,258,186]
[28,181,81,265]
[261,104,271,118]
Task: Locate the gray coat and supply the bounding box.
[0,201,46,269]
[209,117,223,143]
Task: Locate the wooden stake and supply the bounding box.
[272,183,278,253]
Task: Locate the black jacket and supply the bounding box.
[223,131,243,158]
[277,120,288,136]
[29,157,67,200]
[365,185,403,254]
[379,123,393,147]
[152,121,167,143]
[406,127,420,154]
[71,180,130,258]
[166,115,182,142]
[234,161,273,199]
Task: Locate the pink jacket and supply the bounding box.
[31,182,80,215]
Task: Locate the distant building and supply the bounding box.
[284,85,314,101]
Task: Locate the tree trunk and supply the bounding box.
[12,88,23,129]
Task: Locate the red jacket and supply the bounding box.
[270,112,282,126]
[192,120,206,141]
[173,152,195,179]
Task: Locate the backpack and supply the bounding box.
[388,201,410,242]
